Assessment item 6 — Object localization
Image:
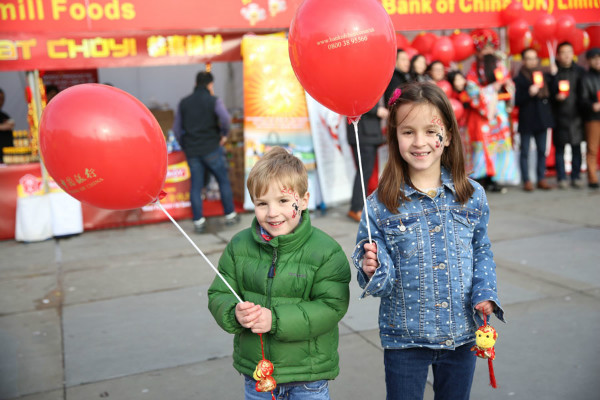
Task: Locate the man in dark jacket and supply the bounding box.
[346,104,387,222]
[383,49,411,105]
[514,48,555,191]
[550,42,586,189]
[580,47,600,189]
[173,71,240,232]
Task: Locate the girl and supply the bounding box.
[352,82,504,400]
[409,54,431,83]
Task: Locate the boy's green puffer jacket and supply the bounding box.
[208,210,351,384]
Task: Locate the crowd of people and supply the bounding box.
[346,30,600,221]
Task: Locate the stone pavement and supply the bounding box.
[1,182,599,400]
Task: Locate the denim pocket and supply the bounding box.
[301,379,328,392]
[383,215,421,261]
[451,210,475,254]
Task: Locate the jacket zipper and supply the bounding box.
[265,248,277,361]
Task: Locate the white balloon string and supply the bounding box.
[156,202,243,303]
[353,120,372,244]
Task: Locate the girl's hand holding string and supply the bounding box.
[362,242,379,279]
[475,300,494,316]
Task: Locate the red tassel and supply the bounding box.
[488,358,497,388]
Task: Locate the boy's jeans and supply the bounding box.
[244,376,329,400]
[384,343,476,400]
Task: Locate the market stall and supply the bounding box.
[1,0,599,241]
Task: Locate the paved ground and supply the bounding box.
[1,180,599,400]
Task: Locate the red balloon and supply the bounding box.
[431,36,455,66]
[533,14,557,43]
[572,29,590,55]
[40,84,167,210]
[436,80,453,98]
[412,32,437,55]
[586,25,600,49]
[450,31,475,61]
[507,19,530,42]
[450,98,464,121]
[555,15,576,43]
[396,32,410,49]
[501,1,524,25]
[509,31,532,56]
[288,0,396,117]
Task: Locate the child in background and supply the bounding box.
[208,146,351,400]
[352,82,504,400]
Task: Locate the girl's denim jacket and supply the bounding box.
[352,168,504,350]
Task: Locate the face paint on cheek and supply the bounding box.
[436,133,443,148]
[431,117,445,148]
[291,203,299,219]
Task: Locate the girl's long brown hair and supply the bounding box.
[378,82,474,212]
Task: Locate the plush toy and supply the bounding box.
[254,334,277,399]
[471,313,498,388]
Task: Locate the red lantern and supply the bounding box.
[509,31,532,56]
[572,29,591,55]
[533,14,557,43]
[39,84,167,210]
[436,80,453,98]
[585,25,600,50]
[532,38,551,59]
[412,32,438,55]
[451,31,475,61]
[396,32,410,49]
[507,19,530,42]
[431,36,455,66]
[501,1,524,25]
[450,98,464,121]
[555,15,576,43]
[288,0,396,118]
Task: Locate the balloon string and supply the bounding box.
[353,120,372,244]
[156,201,243,303]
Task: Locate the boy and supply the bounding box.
[208,146,351,400]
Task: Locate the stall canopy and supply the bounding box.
[1,0,598,71]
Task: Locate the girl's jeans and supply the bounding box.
[244,376,329,400]
[384,343,476,400]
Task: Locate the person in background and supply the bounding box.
[580,47,600,190]
[353,82,504,400]
[44,84,60,103]
[384,49,412,105]
[0,88,15,164]
[448,70,472,173]
[408,54,430,83]
[514,47,555,191]
[208,146,350,400]
[346,103,388,222]
[426,60,446,84]
[550,42,586,189]
[465,35,515,194]
[173,71,240,233]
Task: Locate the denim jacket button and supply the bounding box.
[438,263,446,270]
[445,339,453,346]
[434,225,442,233]
[441,301,449,308]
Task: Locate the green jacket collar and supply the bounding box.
[251,209,312,253]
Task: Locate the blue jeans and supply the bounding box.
[186,147,234,220]
[383,343,476,400]
[244,376,330,400]
[519,130,548,183]
[555,143,582,182]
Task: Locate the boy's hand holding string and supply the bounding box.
[236,302,273,334]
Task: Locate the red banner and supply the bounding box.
[0,0,597,34]
[0,151,193,241]
[0,31,248,71]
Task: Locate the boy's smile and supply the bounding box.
[254,181,309,238]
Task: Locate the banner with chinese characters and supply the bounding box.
[241,34,319,210]
[0,31,247,71]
